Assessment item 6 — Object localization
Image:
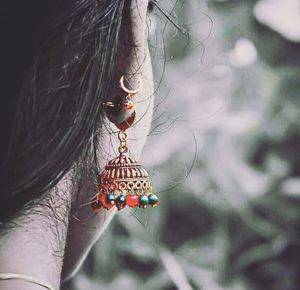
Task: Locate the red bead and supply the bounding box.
[100,194,115,210]
[126,194,139,208]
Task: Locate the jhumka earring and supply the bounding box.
[91,75,159,212]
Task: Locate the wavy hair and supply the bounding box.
[0,0,128,220]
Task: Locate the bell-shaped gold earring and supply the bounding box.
[91,75,159,212]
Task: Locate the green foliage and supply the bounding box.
[64,1,300,289]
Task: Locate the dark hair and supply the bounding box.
[0,0,129,220]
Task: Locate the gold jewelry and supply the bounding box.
[91,75,159,212]
[0,273,57,290]
[101,75,140,129]
[119,75,142,95]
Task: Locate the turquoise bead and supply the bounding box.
[117,195,126,203]
[139,195,149,207]
[148,194,159,205]
[106,193,116,204]
[116,194,126,210]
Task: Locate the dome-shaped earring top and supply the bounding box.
[99,154,152,196]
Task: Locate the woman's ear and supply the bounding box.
[125,0,149,82]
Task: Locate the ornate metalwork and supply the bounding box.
[98,154,152,196]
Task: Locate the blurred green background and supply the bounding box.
[65,0,300,289]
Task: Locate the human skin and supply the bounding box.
[0,0,154,289]
[62,0,154,279]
